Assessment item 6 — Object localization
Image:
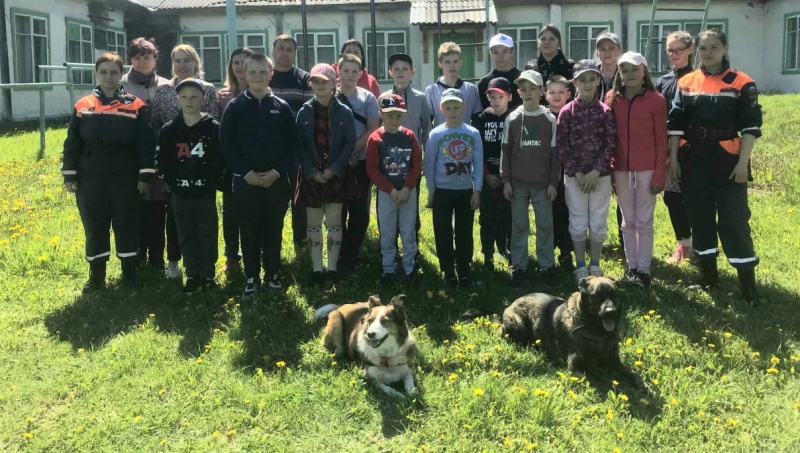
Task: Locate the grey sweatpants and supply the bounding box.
[376,188,418,275]
[510,186,554,271]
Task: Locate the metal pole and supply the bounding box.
[437,0,442,47]
[226,0,237,54]
[301,0,309,70]
[485,0,491,73]
[369,0,378,77]
[38,89,46,159]
[644,0,658,63]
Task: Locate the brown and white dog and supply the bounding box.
[320,294,418,398]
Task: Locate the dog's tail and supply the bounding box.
[501,307,535,346]
[322,307,347,356]
[313,303,340,322]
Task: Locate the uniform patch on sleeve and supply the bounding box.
[747,85,759,108]
[722,71,738,84]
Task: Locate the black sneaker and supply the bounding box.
[242,277,258,300]
[202,278,218,291]
[326,270,340,284]
[541,267,558,289]
[510,268,525,289]
[266,274,283,291]
[558,254,574,271]
[183,277,202,294]
[458,276,472,288]
[445,272,459,288]
[624,269,643,287]
[636,271,652,288]
[309,271,324,284]
[483,256,495,271]
[381,273,396,285]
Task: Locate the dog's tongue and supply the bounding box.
[602,318,616,332]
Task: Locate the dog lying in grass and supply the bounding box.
[501,276,653,395]
[317,294,418,398]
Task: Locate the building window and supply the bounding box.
[784,12,800,71]
[237,33,267,55]
[180,34,224,83]
[67,20,94,85]
[639,20,726,73]
[12,10,49,83]
[106,29,127,56]
[364,30,407,81]
[294,31,337,71]
[567,24,611,61]
[498,26,539,69]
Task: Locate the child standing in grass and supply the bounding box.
[500,71,559,289]
[606,52,667,288]
[156,78,223,293]
[366,94,423,284]
[296,63,357,284]
[557,60,616,281]
[471,77,513,271]
[546,75,574,271]
[425,88,483,288]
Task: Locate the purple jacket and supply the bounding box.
[556,97,616,177]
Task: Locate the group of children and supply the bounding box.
[154,32,671,297]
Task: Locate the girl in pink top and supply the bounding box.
[606,52,667,287]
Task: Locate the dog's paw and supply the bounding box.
[406,387,419,399]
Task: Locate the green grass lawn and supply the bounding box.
[1,96,799,452]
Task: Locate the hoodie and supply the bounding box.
[156,113,223,198]
[500,105,559,189]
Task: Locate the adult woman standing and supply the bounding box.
[217,47,254,277]
[150,44,219,280]
[62,53,154,292]
[121,37,171,272]
[656,31,696,264]
[668,29,763,302]
[337,39,382,99]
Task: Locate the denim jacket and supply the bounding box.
[296,97,357,179]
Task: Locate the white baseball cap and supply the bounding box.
[618,51,648,67]
[489,33,514,49]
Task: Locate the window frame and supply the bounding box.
[233,31,269,56]
[10,8,51,85]
[65,18,95,87]
[291,29,339,71]
[178,32,226,84]
[637,19,728,74]
[363,27,409,82]
[565,22,614,62]
[104,27,127,56]
[784,11,800,74]
[497,24,542,69]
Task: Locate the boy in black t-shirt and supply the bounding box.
[156,78,223,293]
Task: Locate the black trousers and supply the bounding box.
[663,190,692,241]
[552,177,573,256]
[222,191,240,259]
[340,160,371,265]
[432,188,474,276]
[77,176,139,263]
[171,193,218,279]
[479,184,511,259]
[236,179,290,281]
[138,200,166,266]
[679,143,758,271]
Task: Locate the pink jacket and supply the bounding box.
[609,90,668,188]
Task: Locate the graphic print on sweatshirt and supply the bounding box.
[172,132,214,189]
[439,132,476,178]
[381,143,412,177]
[521,124,543,148]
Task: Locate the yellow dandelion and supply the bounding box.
[648,310,655,315]
[752,351,761,358]
[449,373,458,381]
[771,356,780,365]
[527,442,538,450]
[612,380,619,386]
[634,360,643,366]
[474,388,484,396]
[606,409,614,420]
[613,448,622,453]
[76,426,84,433]
[441,358,448,365]
[766,367,779,374]
[636,348,644,355]
[454,324,462,332]
[49,235,60,245]
[721,375,728,382]
[276,361,286,368]
[519,388,527,395]
[642,315,651,320]
[438,289,446,297]
[160,438,167,445]
[723,332,733,338]
[625,337,632,345]
[158,388,166,395]
[619,394,629,402]
[708,343,716,348]
[671,399,678,407]
[463,423,472,430]
[331,361,337,367]
[698,410,706,417]
[213,430,221,438]
[567,390,577,399]
[617,432,624,439]
[133,415,142,423]
[504,437,513,446]
[195,358,204,364]
[492,370,502,377]
[23,432,33,439]
[727,418,738,428]
[651,378,659,385]
[736,405,742,411]
[793,402,800,410]
[685,365,694,372]
[791,355,798,361]
[227,429,237,435]
[533,389,548,396]
[569,376,579,382]
[535,339,542,345]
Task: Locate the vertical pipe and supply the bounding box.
[485,0,491,74]
[38,89,45,159]
[226,0,237,55]
[370,0,378,77]
[0,0,13,120]
[645,0,658,63]
[301,0,309,70]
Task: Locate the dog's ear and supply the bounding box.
[578,277,592,294]
[368,295,382,308]
[390,294,406,308]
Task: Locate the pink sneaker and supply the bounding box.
[668,245,695,264]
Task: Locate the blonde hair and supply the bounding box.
[171,44,203,80]
[437,42,462,61]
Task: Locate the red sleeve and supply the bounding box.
[405,130,423,189]
[365,130,395,194]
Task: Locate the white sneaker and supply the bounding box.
[574,266,589,282]
[589,265,604,277]
[166,261,182,279]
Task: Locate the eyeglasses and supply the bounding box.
[666,47,689,56]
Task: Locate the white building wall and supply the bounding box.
[4,0,126,121]
[763,0,800,93]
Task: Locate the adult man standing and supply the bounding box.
[269,34,313,249]
[477,33,523,110]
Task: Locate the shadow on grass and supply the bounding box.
[44,264,234,357]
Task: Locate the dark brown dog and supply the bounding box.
[501,276,652,394]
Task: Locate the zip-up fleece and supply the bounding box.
[607,90,668,188]
[296,97,357,179]
[62,86,155,184]
[500,105,559,189]
[556,97,617,177]
[156,113,223,198]
[424,77,483,126]
[220,88,297,194]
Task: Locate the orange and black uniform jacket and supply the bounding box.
[62,86,155,184]
[667,60,762,157]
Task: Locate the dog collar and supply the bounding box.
[570,325,607,341]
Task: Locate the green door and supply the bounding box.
[433,32,477,82]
